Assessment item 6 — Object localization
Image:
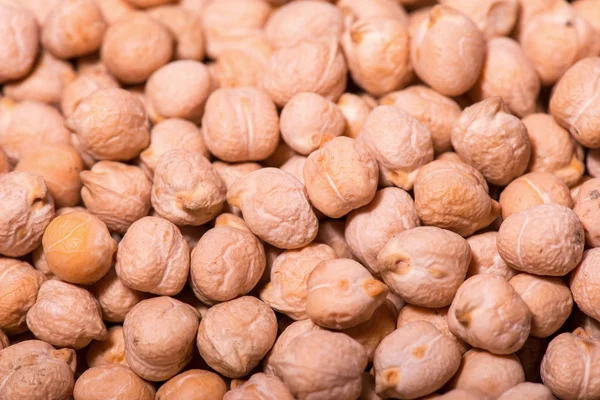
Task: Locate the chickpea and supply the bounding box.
[89,268,148,322]
[156,370,228,400]
[86,325,127,367]
[26,280,108,349]
[202,87,279,162]
[410,5,485,96]
[570,248,600,323]
[497,204,584,276]
[152,149,226,226]
[147,5,204,61]
[273,330,367,400]
[60,72,120,118]
[101,12,173,84]
[442,0,518,38]
[374,321,461,399]
[342,302,398,361]
[498,382,556,400]
[211,43,273,89]
[316,219,355,260]
[227,168,318,249]
[94,0,135,24]
[574,0,600,34]
[0,2,39,83]
[212,161,261,215]
[43,211,117,285]
[224,373,294,400]
[0,340,76,400]
[197,296,277,378]
[574,178,600,247]
[280,155,307,184]
[572,175,594,201]
[338,0,408,23]
[466,232,517,280]
[337,92,375,139]
[499,172,574,220]
[74,364,155,400]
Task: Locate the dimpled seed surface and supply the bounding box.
[73,364,154,400]
[156,369,227,400]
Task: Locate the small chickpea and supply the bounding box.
[156,370,228,400]
[101,12,173,84]
[317,219,355,260]
[273,330,367,400]
[60,72,120,118]
[202,87,279,162]
[337,92,375,139]
[448,349,525,399]
[466,232,517,280]
[197,296,277,378]
[224,373,294,400]
[499,172,574,220]
[280,155,307,184]
[574,178,600,247]
[152,149,226,226]
[147,5,204,61]
[498,204,584,276]
[26,280,108,349]
[227,168,318,249]
[570,248,600,322]
[439,0,518,38]
[89,268,148,323]
[304,136,379,218]
[124,296,199,381]
[86,325,127,367]
[342,302,398,361]
[74,364,155,400]
[0,2,39,83]
[414,160,501,237]
[410,5,486,96]
[498,382,556,400]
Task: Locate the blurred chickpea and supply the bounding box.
[280,155,307,184]
[211,43,272,89]
[101,12,173,84]
[94,0,135,24]
[202,87,279,162]
[338,0,408,23]
[74,364,154,400]
[497,382,556,400]
[43,211,117,285]
[574,0,600,34]
[147,5,204,61]
[467,232,517,280]
[262,141,297,168]
[574,178,600,247]
[227,168,318,249]
[410,5,485,96]
[86,325,127,367]
[570,248,600,322]
[197,296,277,378]
[337,92,375,139]
[157,370,228,400]
[448,349,525,399]
[342,302,398,361]
[60,72,119,118]
[0,2,39,83]
[439,0,518,38]
[448,275,532,354]
[317,219,355,260]
[225,373,293,400]
[414,160,501,237]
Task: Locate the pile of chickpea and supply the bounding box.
[1,0,600,399]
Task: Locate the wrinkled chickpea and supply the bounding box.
[466,232,517,280]
[0,2,39,83]
[156,369,228,400]
[89,268,148,322]
[74,364,155,400]
[60,72,119,120]
[86,325,127,367]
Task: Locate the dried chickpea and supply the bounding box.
[439,0,518,38]
[0,340,76,400]
[497,383,556,400]
[316,219,355,260]
[124,296,199,381]
[212,161,261,214]
[211,44,273,89]
[574,178,600,247]
[337,92,375,139]
[570,248,600,322]
[499,172,574,220]
[414,160,501,237]
[86,325,127,367]
[152,149,226,226]
[273,330,367,400]
[147,5,204,61]
[0,2,39,83]
[338,0,408,22]
[227,168,318,249]
[304,136,378,218]
[378,226,470,307]
[197,296,277,378]
[280,92,345,155]
[156,369,228,400]
[342,302,398,361]
[448,349,525,399]
[260,243,336,320]
[469,38,540,118]
[466,232,517,280]
[573,309,600,339]
[74,364,155,400]
[101,12,173,84]
[26,280,108,349]
[497,204,584,276]
[224,373,294,400]
[280,155,307,184]
[305,258,388,329]
[94,0,135,24]
[90,267,148,322]
[60,72,119,118]
[410,5,486,96]
[202,87,279,162]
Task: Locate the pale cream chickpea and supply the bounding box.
[94,0,135,24]
[224,373,294,400]
[510,273,573,338]
[414,160,501,237]
[469,37,540,118]
[124,296,199,381]
[378,226,471,308]
[152,149,226,226]
[190,214,265,304]
[0,258,44,334]
[280,155,307,184]
[210,43,273,89]
[499,172,574,220]
[337,92,375,139]
[147,5,204,61]
[410,5,486,96]
[574,178,600,247]
[448,275,532,354]
[202,87,279,162]
[451,97,531,186]
[60,72,120,118]
[26,280,108,349]
[439,0,518,38]
[345,187,420,273]
[305,258,388,329]
[146,60,213,124]
[497,382,557,400]
[74,364,155,400]
[101,12,173,84]
[304,136,379,218]
[541,329,600,400]
[407,6,432,37]
[227,168,318,249]
[0,171,54,257]
[0,2,39,83]
[317,219,356,260]
[0,340,76,400]
[273,330,367,400]
[466,232,517,280]
[280,92,346,155]
[86,325,127,367]
[262,39,347,107]
[342,302,398,361]
[197,296,277,378]
[89,268,148,322]
[497,203,584,276]
[156,370,228,400]
[570,248,600,322]
[374,321,461,399]
[358,105,434,190]
[448,349,525,399]
[3,51,76,105]
[260,243,337,320]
